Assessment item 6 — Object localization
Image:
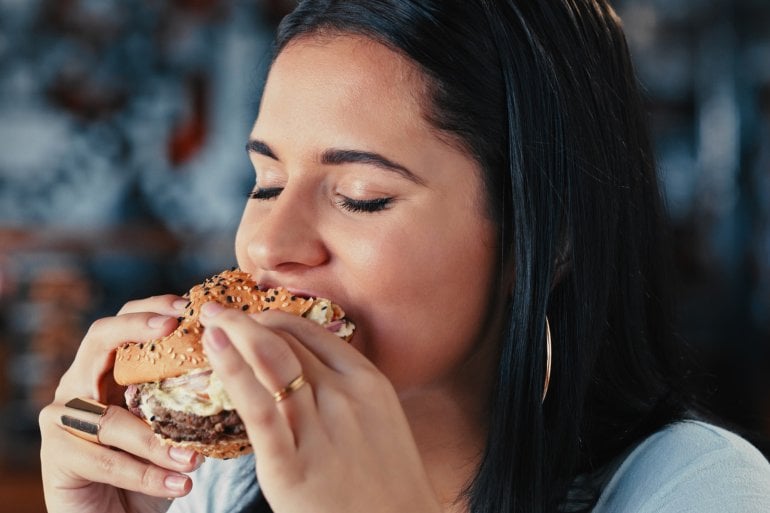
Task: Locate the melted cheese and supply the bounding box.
[140,371,234,417]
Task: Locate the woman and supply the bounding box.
[39,1,770,512]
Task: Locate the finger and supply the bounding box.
[40,404,197,498]
[57,312,180,402]
[201,305,319,410]
[202,307,326,450]
[118,294,188,316]
[252,310,370,374]
[50,401,203,473]
[61,433,193,497]
[87,404,204,473]
[200,319,300,459]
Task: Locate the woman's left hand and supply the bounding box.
[198,303,442,513]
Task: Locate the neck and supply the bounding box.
[400,379,490,513]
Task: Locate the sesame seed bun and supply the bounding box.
[113,268,353,385]
[164,436,253,460]
[113,268,354,458]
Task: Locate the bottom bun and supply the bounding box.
[161,434,253,460]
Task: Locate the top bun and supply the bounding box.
[114,269,349,385]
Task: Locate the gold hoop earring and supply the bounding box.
[542,316,552,402]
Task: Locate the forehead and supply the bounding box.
[256,35,431,140]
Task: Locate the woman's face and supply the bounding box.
[236,35,499,394]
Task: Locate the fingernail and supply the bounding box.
[164,474,189,492]
[169,446,197,464]
[201,301,225,318]
[172,299,189,312]
[148,315,172,329]
[192,453,206,469]
[203,326,230,351]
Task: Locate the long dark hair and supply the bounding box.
[249,1,695,512]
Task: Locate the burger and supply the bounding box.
[113,269,355,459]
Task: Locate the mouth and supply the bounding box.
[257,282,327,302]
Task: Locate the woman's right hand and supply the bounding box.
[39,295,205,513]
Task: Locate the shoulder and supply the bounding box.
[166,454,258,513]
[593,420,770,513]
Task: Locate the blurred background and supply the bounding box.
[0,0,768,510]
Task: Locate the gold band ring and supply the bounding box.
[60,397,108,445]
[272,374,308,403]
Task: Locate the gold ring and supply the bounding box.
[272,374,308,403]
[60,397,108,445]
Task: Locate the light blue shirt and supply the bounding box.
[592,420,770,512]
[168,420,770,512]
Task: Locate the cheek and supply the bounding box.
[344,214,499,389]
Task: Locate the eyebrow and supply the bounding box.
[246,139,425,186]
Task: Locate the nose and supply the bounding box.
[245,188,330,272]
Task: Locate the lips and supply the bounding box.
[257,280,332,304]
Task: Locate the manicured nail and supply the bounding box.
[203,326,230,351]
[169,446,197,464]
[192,453,206,469]
[148,315,172,328]
[201,301,225,318]
[172,299,189,312]
[164,474,189,492]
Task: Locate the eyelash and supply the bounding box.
[247,187,282,200]
[247,188,393,213]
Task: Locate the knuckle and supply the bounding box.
[244,406,279,430]
[96,450,118,475]
[86,316,110,336]
[144,430,164,454]
[152,293,180,305]
[38,404,56,432]
[140,464,162,491]
[216,308,242,323]
[353,367,388,395]
[117,300,140,315]
[253,336,295,371]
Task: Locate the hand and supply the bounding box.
[39,295,205,513]
[199,304,443,513]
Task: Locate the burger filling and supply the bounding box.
[122,304,353,445]
[125,370,245,444]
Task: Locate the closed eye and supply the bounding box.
[248,187,283,200]
[336,196,393,213]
